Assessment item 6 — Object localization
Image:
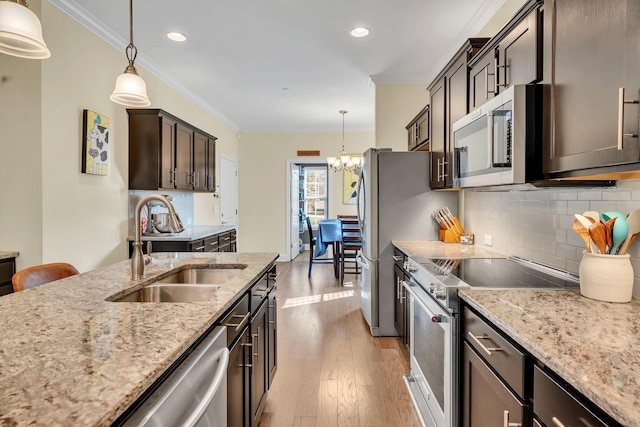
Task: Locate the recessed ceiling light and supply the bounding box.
[350,27,370,38]
[167,32,186,42]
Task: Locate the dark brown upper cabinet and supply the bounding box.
[406,105,430,151]
[468,0,542,111]
[128,109,217,192]
[428,38,488,189]
[543,0,640,178]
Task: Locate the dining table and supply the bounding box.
[314,219,342,278]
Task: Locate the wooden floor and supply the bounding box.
[257,252,421,427]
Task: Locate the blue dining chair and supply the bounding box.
[306,216,336,277]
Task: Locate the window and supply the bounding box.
[303,166,328,227]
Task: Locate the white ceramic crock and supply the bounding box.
[578,250,634,303]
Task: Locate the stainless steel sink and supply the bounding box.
[115,284,220,302]
[157,268,244,284]
[109,266,246,303]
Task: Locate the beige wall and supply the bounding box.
[0,1,237,272]
[0,6,43,270]
[238,132,374,257]
[375,84,429,151]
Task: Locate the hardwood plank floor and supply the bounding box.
[258,252,421,427]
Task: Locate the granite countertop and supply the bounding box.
[127,225,237,241]
[0,251,19,261]
[0,251,277,426]
[460,289,640,426]
[393,240,507,259]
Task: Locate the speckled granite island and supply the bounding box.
[460,289,640,426]
[0,252,277,426]
[393,240,506,259]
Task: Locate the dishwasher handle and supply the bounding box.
[183,347,230,427]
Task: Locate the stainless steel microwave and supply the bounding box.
[452,85,542,188]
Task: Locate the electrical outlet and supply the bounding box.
[484,234,493,246]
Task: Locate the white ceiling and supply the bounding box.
[50,0,505,132]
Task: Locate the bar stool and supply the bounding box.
[337,215,361,284]
[12,263,80,292]
[306,216,338,278]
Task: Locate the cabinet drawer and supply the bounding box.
[204,235,219,252]
[219,293,250,347]
[464,308,525,398]
[533,365,609,427]
[393,248,406,269]
[189,239,207,252]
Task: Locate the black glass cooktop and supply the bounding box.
[418,256,580,290]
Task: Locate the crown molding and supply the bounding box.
[48,0,239,132]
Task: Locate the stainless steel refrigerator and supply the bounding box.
[356,148,457,336]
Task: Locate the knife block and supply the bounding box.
[438,217,464,243]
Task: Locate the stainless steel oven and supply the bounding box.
[402,255,580,427]
[403,280,457,427]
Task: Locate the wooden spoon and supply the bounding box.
[572,219,591,253]
[583,211,600,223]
[588,221,608,255]
[604,217,616,253]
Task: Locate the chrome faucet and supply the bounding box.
[131,194,185,280]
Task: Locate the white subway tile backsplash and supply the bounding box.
[464,182,640,296]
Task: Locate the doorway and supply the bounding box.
[285,160,331,261]
[220,154,238,227]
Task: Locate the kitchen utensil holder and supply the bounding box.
[438,217,464,243]
[578,250,634,303]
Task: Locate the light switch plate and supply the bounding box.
[484,234,493,246]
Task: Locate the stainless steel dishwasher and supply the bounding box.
[122,325,229,427]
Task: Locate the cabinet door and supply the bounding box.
[447,55,469,147]
[193,131,208,192]
[469,50,497,110]
[160,116,176,190]
[430,77,447,188]
[175,123,194,190]
[251,301,268,426]
[462,343,526,427]
[545,0,639,174]
[497,9,540,89]
[416,110,429,147]
[267,286,277,388]
[207,138,216,192]
[228,328,250,427]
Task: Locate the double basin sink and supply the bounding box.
[111,260,247,303]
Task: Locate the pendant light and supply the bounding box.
[327,110,360,172]
[110,0,150,107]
[0,0,50,59]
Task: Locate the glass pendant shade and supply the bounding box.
[0,1,50,59]
[110,69,151,107]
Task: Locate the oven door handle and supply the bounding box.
[402,280,447,323]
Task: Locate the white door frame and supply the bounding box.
[285,159,333,262]
[220,154,239,226]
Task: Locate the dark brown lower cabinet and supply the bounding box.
[228,327,250,427]
[0,257,16,296]
[251,300,268,426]
[462,342,526,427]
[267,285,277,387]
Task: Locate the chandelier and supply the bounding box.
[110,0,151,107]
[327,110,360,173]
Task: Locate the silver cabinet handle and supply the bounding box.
[467,331,504,356]
[193,245,205,251]
[392,255,403,262]
[168,169,175,184]
[396,276,401,299]
[223,312,250,332]
[551,417,566,427]
[253,327,261,362]
[485,66,496,96]
[496,63,510,88]
[494,55,499,95]
[617,87,639,150]
[503,410,521,427]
